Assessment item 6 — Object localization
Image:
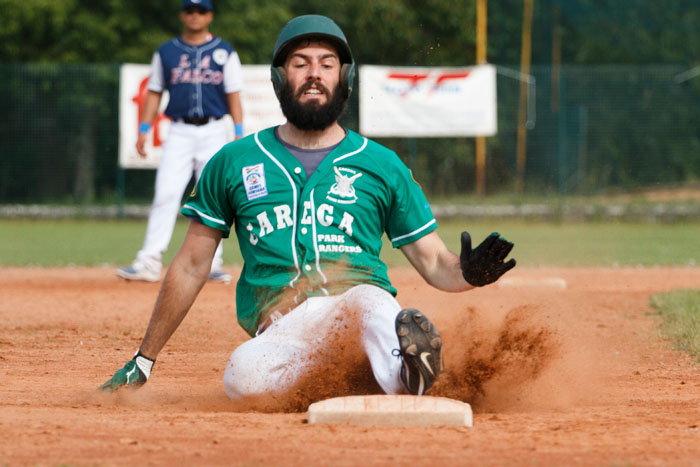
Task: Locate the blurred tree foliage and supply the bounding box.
[0,0,697,202]
[552,0,700,64]
[0,0,697,66]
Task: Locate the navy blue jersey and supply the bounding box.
[149,36,243,120]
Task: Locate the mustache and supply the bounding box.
[296,81,331,98]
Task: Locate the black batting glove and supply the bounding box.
[459,231,516,286]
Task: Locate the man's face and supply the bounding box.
[279,40,347,131]
[179,7,213,32]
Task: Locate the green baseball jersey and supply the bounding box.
[182,127,436,336]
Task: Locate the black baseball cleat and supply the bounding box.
[394,308,443,395]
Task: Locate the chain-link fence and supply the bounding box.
[1,62,698,204]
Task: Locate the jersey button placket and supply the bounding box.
[297,179,318,284]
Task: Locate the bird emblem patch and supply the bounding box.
[327,166,362,204]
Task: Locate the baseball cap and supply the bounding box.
[181,0,213,11]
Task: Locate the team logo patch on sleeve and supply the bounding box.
[213,48,229,66]
[243,164,268,200]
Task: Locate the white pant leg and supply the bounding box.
[223,284,404,402]
[352,285,406,394]
[193,118,230,176]
[223,296,332,401]
[194,119,230,271]
[136,122,196,270]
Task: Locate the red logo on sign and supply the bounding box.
[132,77,170,147]
[387,71,471,96]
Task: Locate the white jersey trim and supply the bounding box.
[333,137,368,163]
[308,188,329,287]
[390,219,437,243]
[182,204,228,226]
[254,131,301,288]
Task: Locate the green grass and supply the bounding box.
[385,219,700,267]
[0,218,698,267]
[430,220,700,267]
[0,219,192,267]
[650,290,700,362]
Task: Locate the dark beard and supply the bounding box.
[279,81,347,131]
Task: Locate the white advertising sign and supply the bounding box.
[359,64,497,137]
[118,64,169,169]
[239,64,288,138]
[118,64,286,169]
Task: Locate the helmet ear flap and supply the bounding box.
[341,62,356,98]
[273,63,355,99]
[271,66,287,99]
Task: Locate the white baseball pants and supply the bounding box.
[223,284,406,402]
[136,119,229,273]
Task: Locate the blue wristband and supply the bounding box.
[234,123,244,137]
[139,122,151,134]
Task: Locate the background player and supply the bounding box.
[116,0,244,283]
[101,15,515,406]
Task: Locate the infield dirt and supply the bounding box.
[1,266,700,465]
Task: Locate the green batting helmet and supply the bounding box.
[271,15,356,99]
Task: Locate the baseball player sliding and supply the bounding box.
[101,15,516,405]
[116,0,244,284]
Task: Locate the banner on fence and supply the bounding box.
[118,64,286,169]
[359,64,497,137]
